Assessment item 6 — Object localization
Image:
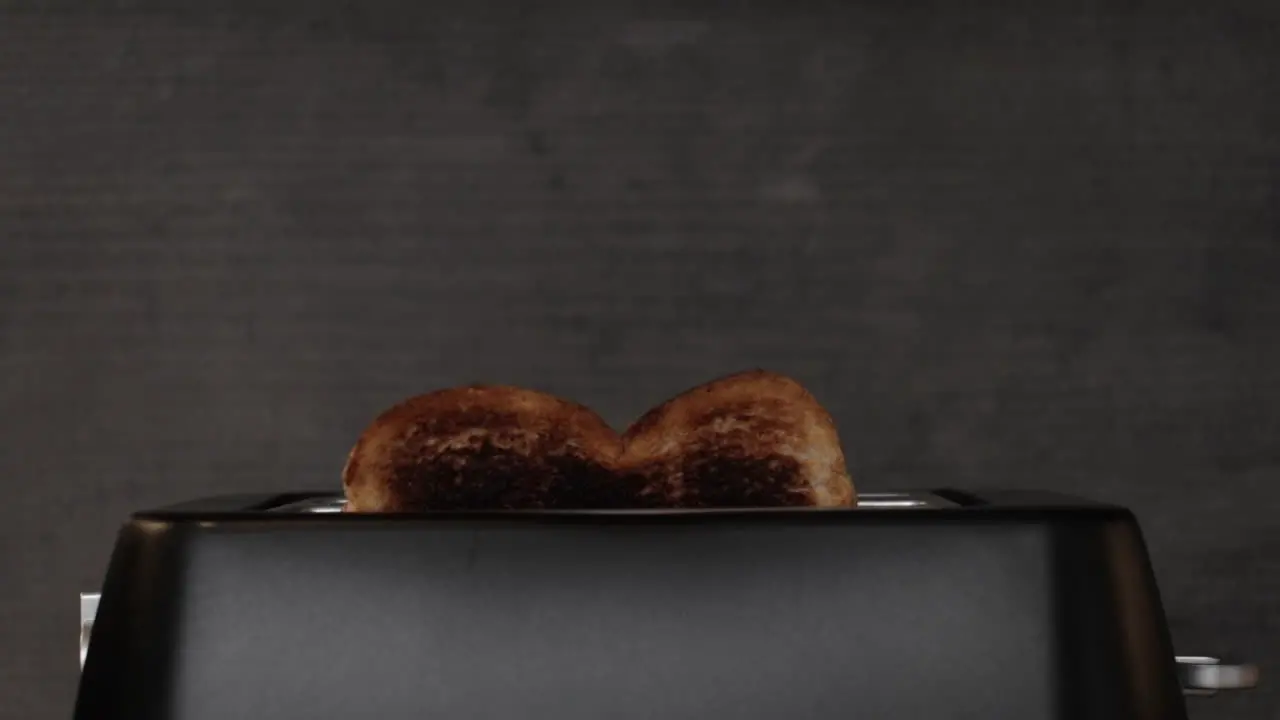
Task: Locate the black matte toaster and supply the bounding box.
[75,490,1257,720]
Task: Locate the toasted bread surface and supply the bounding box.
[621,370,854,508]
[343,371,854,511]
[342,386,626,511]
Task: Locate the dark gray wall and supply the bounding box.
[1,1,1277,718]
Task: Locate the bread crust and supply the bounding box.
[343,386,625,512]
[343,372,855,511]
[621,370,855,508]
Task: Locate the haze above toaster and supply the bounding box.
[77,490,1194,720]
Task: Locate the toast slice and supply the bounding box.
[621,370,854,508]
[343,371,855,511]
[342,386,626,512]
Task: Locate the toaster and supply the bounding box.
[75,490,1257,720]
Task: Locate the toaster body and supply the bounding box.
[75,490,1189,720]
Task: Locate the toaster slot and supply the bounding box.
[265,491,959,513]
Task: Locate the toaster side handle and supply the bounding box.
[1176,656,1260,696]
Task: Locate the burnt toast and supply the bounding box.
[342,371,854,511]
[621,370,854,508]
[343,386,627,511]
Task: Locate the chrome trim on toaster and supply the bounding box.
[80,592,98,670]
[1176,656,1260,695]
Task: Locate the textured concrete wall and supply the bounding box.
[1,1,1277,718]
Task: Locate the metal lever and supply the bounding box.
[80,592,99,669]
[1176,655,1260,696]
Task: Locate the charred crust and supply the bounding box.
[346,371,852,511]
[682,454,808,507]
[410,408,523,436]
[382,442,635,511]
[646,452,808,508]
